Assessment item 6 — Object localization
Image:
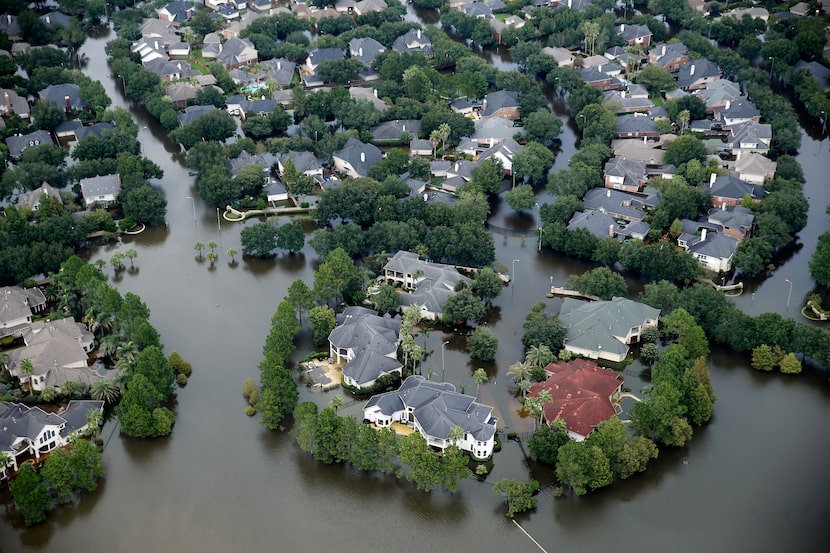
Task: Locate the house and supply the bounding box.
[350,87,389,111]
[215,2,242,20]
[259,58,296,88]
[528,359,623,441]
[541,46,575,67]
[227,150,280,176]
[410,139,433,157]
[370,119,420,143]
[676,59,721,91]
[5,318,102,393]
[139,18,180,45]
[168,42,192,59]
[733,152,776,185]
[392,28,433,57]
[697,79,742,113]
[1,89,30,119]
[218,37,258,70]
[794,60,830,92]
[450,98,481,116]
[383,251,472,321]
[305,48,344,74]
[616,220,651,241]
[604,46,641,68]
[0,400,104,478]
[144,58,197,82]
[202,32,223,60]
[478,137,523,175]
[678,227,739,272]
[0,286,47,339]
[580,66,624,91]
[724,120,772,157]
[615,23,652,47]
[265,178,288,203]
[460,2,493,18]
[706,205,756,241]
[332,137,382,178]
[706,173,767,209]
[584,187,649,222]
[472,116,521,148]
[249,0,274,12]
[714,97,760,127]
[790,1,811,16]
[602,157,647,192]
[444,159,476,190]
[5,130,55,161]
[455,137,478,157]
[559,297,660,362]
[277,151,323,179]
[39,12,72,30]
[0,14,21,41]
[17,182,62,212]
[335,0,357,13]
[648,42,690,72]
[329,306,402,389]
[39,83,85,113]
[349,37,385,68]
[603,90,653,114]
[131,37,169,64]
[363,375,498,459]
[80,174,121,208]
[566,209,618,239]
[225,95,277,120]
[723,7,769,22]
[177,104,217,127]
[616,113,659,139]
[166,81,202,108]
[610,139,663,165]
[354,0,387,15]
[480,90,520,120]
[158,1,194,23]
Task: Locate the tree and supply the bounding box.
[525,344,555,370]
[809,232,830,287]
[124,248,137,268]
[241,222,278,257]
[617,436,659,480]
[556,440,613,496]
[637,65,675,95]
[468,328,498,362]
[121,185,167,226]
[528,419,569,464]
[259,361,298,430]
[9,461,50,526]
[309,305,337,348]
[778,352,802,374]
[662,135,706,167]
[19,358,34,392]
[133,345,175,400]
[472,367,488,394]
[328,394,344,414]
[524,109,563,145]
[569,267,628,300]
[274,222,304,254]
[444,288,485,325]
[751,344,777,372]
[504,184,536,213]
[471,268,503,304]
[492,479,540,518]
[396,432,444,492]
[521,302,565,352]
[194,242,205,260]
[116,374,167,438]
[513,142,554,185]
[374,283,400,315]
[206,252,218,267]
[468,157,503,195]
[286,279,315,322]
[31,99,66,131]
[90,379,120,404]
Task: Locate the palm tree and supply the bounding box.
[437,123,451,159]
[525,344,555,370]
[507,361,532,384]
[227,248,239,264]
[448,425,464,447]
[125,248,138,268]
[61,380,80,399]
[91,379,121,404]
[677,109,690,136]
[523,396,542,430]
[115,340,138,371]
[473,367,488,395]
[94,259,107,272]
[518,378,533,398]
[85,409,104,437]
[98,335,120,358]
[194,242,205,260]
[19,358,34,392]
[536,389,553,426]
[206,251,218,267]
[207,240,218,252]
[40,386,58,403]
[328,395,344,414]
[429,130,440,159]
[110,252,124,271]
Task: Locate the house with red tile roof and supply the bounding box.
[528,359,623,441]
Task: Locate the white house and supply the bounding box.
[382,251,472,321]
[363,375,498,459]
[80,174,121,208]
[328,306,402,390]
[678,228,739,272]
[0,286,47,337]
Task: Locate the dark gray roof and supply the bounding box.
[460,2,493,17]
[177,104,217,126]
[159,1,193,21]
[308,48,345,67]
[279,151,322,174]
[683,231,739,260]
[616,113,657,135]
[603,156,647,188]
[649,42,688,68]
[615,23,651,42]
[370,119,420,141]
[218,37,257,66]
[58,400,104,438]
[583,186,648,221]
[5,130,55,159]
[481,90,520,117]
[228,150,280,175]
[0,286,46,327]
[560,297,660,357]
[708,175,768,201]
[265,179,288,197]
[676,59,720,88]
[580,66,612,83]
[392,28,433,55]
[0,402,65,452]
[715,97,759,121]
[567,210,617,238]
[259,58,296,86]
[794,60,830,87]
[333,137,382,177]
[707,205,755,233]
[40,11,72,29]
[39,83,85,110]
[349,37,385,66]
[80,173,121,199]
[330,307,402,387]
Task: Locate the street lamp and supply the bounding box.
[117,74,126,94]
[535,202,541,252]
[821,111,827,137]
[441,340,449,383]
[186,196,196,223]
[512,259,520,285]
[216,207,222,231]
[785,279,793,308]
[578,113,586,137]
[768,57,774,80]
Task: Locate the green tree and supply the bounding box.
[259,361,298,430]
[31,99,66,131]
[637,65,675,95]
[444,288,485,325]
[528,419,569,464]
[241,222,278,258]
[133,346,175,400]
[468,157,503,195]
[778,352,802,374]
[492,479,540,518]
[276,222,305,253]
[90,379,120,404]
[524,109,563,145]
[373,283,400,315]
[513,142,555,185]
[291,402,319,454]
[285,279,315,322]
[751,344,777,372]
[309,305,337,348]
[121,185,167,226]
[227,248,239,264]
[471,367,488,394]
[194,242,205,260]
[471,268,503,304]
[9,461,50,526]
[569,267,628,300]
[521,302,565,351]
[616,436,659,480]
[504,184,536,213]
[662,135,706,167]
[556,440,613,496]
[809,232,830,287]
[115,374,164,438]
[396,432,443,492]
[525,344,555,370]
[468,328,498,362]
[19,358,34,392]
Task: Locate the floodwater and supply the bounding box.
[2,22,829,553]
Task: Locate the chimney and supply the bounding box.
[373,89,378,98]
[662,45,666,56]
[620,24,625,32]
[402,124,406,132]
[423,192,428,202]
[724,100,730,110]
[64,95,71,113]
[277,61,281,70]
[46,15,51,24]
[609,224,615,237]
[709,173,717,187]
[155,40,159,50]
[177,62,182,70]
[358,47,363,57]
[4,92,10,114]
[690,64,695,76]
[417,29,421,39]
[606,189,611,197]
[621,90,626,98]
[701,228,707,241]
[360,152,366,163]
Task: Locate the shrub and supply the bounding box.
[248,388,260,407]
[245,405,256,416]
[242,378,258,398]
[176,373,188,386]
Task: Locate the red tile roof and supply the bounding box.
[529,359,622,439]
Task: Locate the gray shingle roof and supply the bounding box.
[615,23,651,42]
[567,210,617,238]
[708,175,768,201]
[616,113,657,135]
[392,28,433,55]
[4,130,55,159]
[560,297,660,357]
[370,119,420,141]
[39,83,85,110]
[330,306,402,387]
[80,174,121,200]
[583,186,648,221]
[333,137,382,177]
[177,104,217,126]
[676,59,720,88]
[349,37,386,66]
